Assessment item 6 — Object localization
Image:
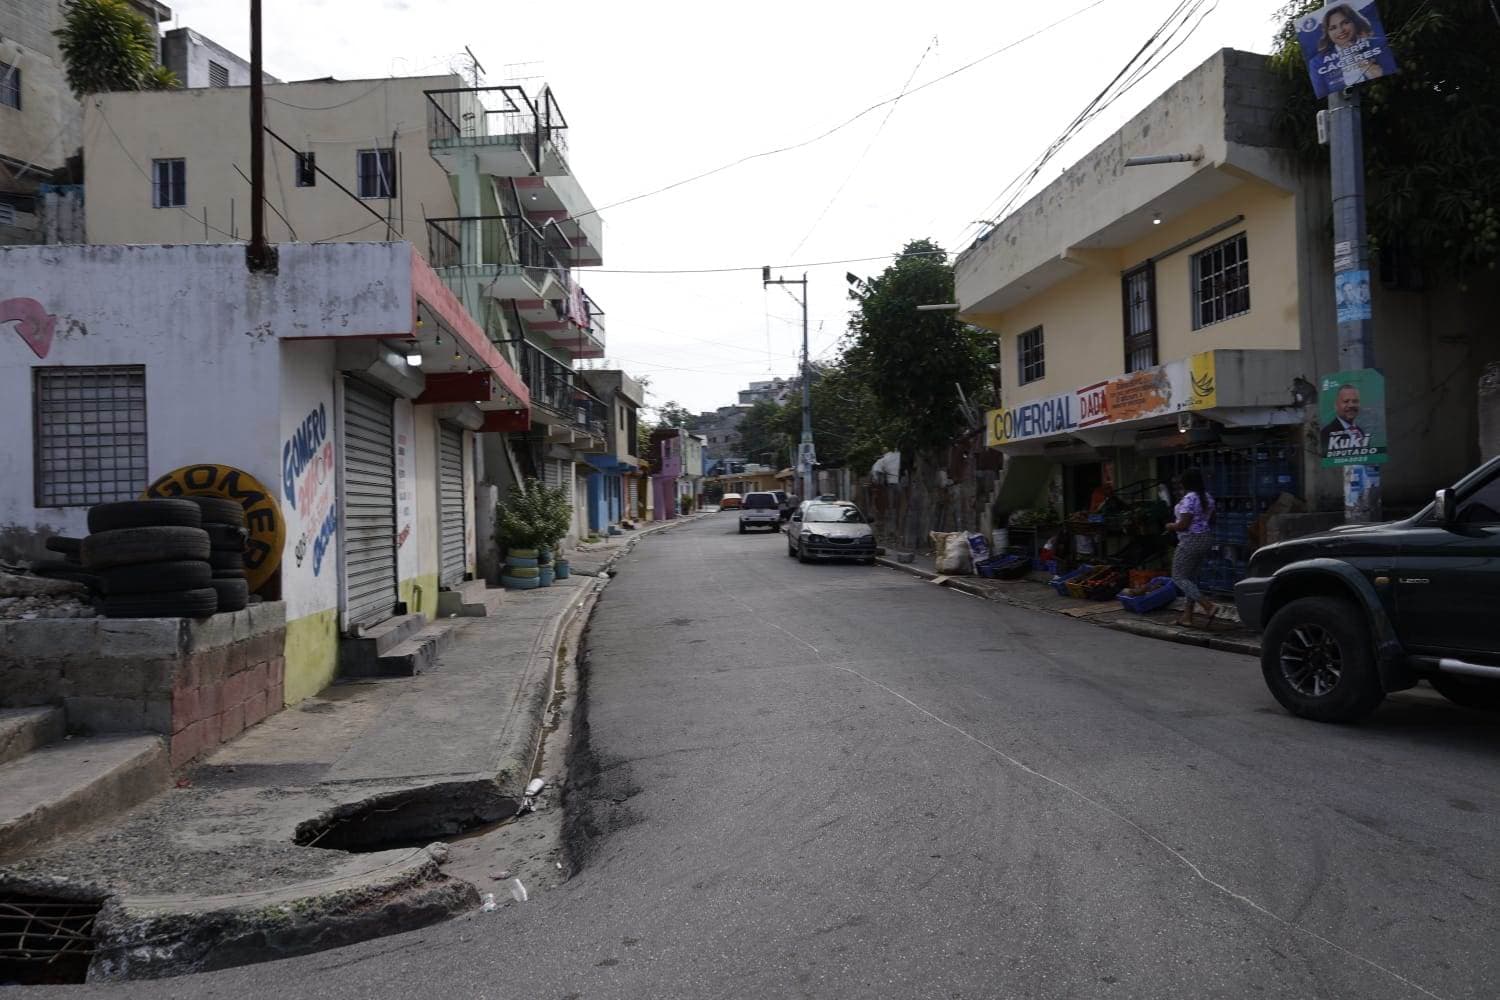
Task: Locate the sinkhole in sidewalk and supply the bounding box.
[0,891,106,985]
[293,782,518,854]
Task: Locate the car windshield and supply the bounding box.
[804,506,865,524]
[744,494,777,509]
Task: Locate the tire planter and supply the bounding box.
[506,556,539,569]
[554,560,571,580]
[82,526,211,570]
[102,560,213,595]
[87,499,203,533]
[208,577,250,613]
[506,566,540,579]
[500,574,541,591]
[101,587,219,619]
[502,548,544,588]
[538,565,556,587]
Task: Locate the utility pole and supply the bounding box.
[1328,88,1379,522]
[246,0,276,273]
[762,267,814,501]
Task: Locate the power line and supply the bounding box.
[584,248,949,276]
[574,0,1117,222]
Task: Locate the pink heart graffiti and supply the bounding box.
[0,297,57,359]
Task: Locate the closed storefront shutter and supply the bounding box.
[438,422,466,587]
[341,378,399,630]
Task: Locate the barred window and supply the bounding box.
[295,151,317,187]
[1192,232,1250,329]
[1017,326,1045,386]
[33,366,148,507]
[357,148,395,199]
[1122,263,1158,372]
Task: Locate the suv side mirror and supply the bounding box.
[1435,488,1457,524]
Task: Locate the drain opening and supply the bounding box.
[0,893,105,985]
[294,783,516,853]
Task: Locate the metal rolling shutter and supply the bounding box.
[438,423,466,587]
[341,378,399,629]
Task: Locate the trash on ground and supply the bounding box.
[510,878,528,903]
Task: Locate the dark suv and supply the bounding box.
[1235,456,1500,723]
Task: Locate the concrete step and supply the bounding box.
[338,613,428,678]
[0,733,168,863]
[352,620,463,679]
[0,706,66,767]
[436,579,501,618]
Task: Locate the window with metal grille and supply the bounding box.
[208,60,229,87]
[295,151,316,187]
[1192,232,1250,329]
[152,158,185,208]
[1017,326,1045,386]
[1122,263,1158,372]
[33,366,148,508]
[0,61,19,110]
[357,148,395,199]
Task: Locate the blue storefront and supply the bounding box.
[586,455,633,534]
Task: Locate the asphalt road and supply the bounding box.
[48,514,1500,999]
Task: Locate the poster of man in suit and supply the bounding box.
[1320,368,1388,467]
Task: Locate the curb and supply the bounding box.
[875,556,1260,658]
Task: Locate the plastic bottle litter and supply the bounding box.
[480,893,497,912]
[510,878,528,903]
[525,778,546,797]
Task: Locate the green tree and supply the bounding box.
[845,239,994,458]
[738,398,789,468]
[1270,0,1500,278]
[772,362,886,474]
[653,400,696,430]
[55,0,179,97]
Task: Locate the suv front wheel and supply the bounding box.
[1261,596,1385,723]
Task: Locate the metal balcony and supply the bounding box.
[426,215,572,303]
[518,340,608,443]
[424,85,569,178]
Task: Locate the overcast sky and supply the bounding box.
[167,0,1289,417]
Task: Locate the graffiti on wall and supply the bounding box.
[282,404,338,577]
[0,298,56,359]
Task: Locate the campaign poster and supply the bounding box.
[1296,2,1400,99]
[1319,368,1388,467]
[1335,268,1372,323]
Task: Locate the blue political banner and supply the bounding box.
[1296,2,1400,99]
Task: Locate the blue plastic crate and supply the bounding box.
[1049,564,1094,597]
[1119,578,1179,614]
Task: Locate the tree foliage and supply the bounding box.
[1269,0,1500,277]
[652,400,697,430]
[494,477,572,551]
[738,398,790,468]
[55,0,179,97]
[844,239,994,458]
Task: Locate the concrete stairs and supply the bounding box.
[436,579,503,618]
[338,614,465,679]
[0,708,168,864]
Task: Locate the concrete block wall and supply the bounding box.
[0,602,287,769]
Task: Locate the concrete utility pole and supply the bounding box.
[762,267,814,501]
[1328,88,1380,521]
[246,0,276,273]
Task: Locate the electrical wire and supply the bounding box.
[582,247,950,275]
[573,0,1117,222]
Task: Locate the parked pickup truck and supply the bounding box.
[1235,455,1500,723]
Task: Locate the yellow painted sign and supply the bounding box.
[144,464,285,593]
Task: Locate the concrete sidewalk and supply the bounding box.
[876,551,1261,657]
[0,515,705,981]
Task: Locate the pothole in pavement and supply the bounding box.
[293,782,519,853]
[0,889,107,985]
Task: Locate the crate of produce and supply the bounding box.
[1118,577,1178,614]
[1082,567,1127,601]
[1050,564,1094,597]
[1127,568,1162,591]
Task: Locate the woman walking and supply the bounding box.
[1167,467,1218,628]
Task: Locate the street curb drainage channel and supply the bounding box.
[293,780,521,853]
[0,884,106,985]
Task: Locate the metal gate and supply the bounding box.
[437,422,466,587]
[341,378,399,630]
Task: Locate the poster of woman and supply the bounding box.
[1296,2,1401,98]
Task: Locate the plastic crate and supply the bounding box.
[1050,564,1094,597]
[1118,578,1178,613]
[1032,558,1058,574]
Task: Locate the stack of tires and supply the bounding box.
[80,499,223,619]
[501,548,541,590]
[194,497,251,614]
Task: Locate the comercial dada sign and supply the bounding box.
[985,353,1218,449]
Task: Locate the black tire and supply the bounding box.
[82,526,211,570]
[861,557,877,566]
[787,541,797,557]
[205,523,247,551]
[189,496,247,527]
[1429,675,1500,712]
[797,544,810,564]
[30,566,100,591]
[1261,596,1385,723]
[738,524,746,535]
[88,499,203,533]
[101,560,212,595]
[208,577,249,613]
[208,549,245,573]
[101,588,219,619]
[212,568,246,580]
[44,536,83,556]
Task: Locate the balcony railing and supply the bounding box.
[579,289,605,345]
[424,84,569,164]
[518,340,607,439]
[425,215,573,296]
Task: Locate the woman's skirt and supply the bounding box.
[1171,531,1213,602]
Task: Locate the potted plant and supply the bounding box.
[495,479,560,590]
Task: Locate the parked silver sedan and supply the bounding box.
[786,502,877,564]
